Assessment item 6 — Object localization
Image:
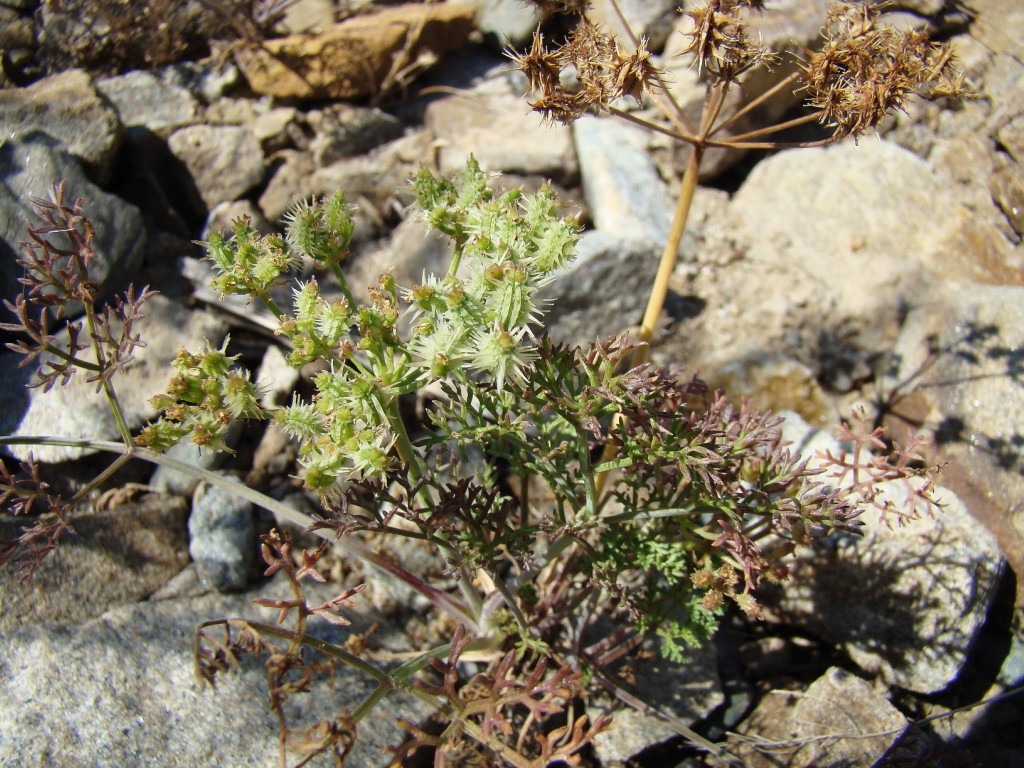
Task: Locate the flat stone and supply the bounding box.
[723,667,907,767]
[592,639,723,765]
[540,231,660,347]
[573,116,671,244]
[0,494,189,633]
[0,69,123,183]
[234,3,475,100]
[426,69,578,185]
[885,284,1024,608]
[96,69,200,132]
[0,130,145,315]
[0,576,431,766]
[762,444,1004,693]
[167,124,265,210]
[0,294,226,463]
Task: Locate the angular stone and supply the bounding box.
[0,69,123,183]
[467,0,541,47]
[885,284,1024,608]
[540,231,660,347]
[307,104,404,166]
[573,116,671,244]
[586,0,679,51]
[724,667,906,767]
[234,3,475,100]
[167,123,265,210]
[189,478,256,592]
[0,577,431,765]
[96,69,200,132]
[764,412,1005,694]
[0,494,189,634]
[0,131,145,313]
[592,639,723,765]
[426,69,578,185]
[0,294,226,463]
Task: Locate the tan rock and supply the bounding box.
[234,3,476,100]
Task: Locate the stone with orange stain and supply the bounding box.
[233,4,476,100]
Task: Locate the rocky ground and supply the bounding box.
[1,0,1024,766]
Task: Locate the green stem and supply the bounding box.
[330,264,357,309]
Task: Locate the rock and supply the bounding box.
[250,105,300,153]
[95,68,200,132]
[721,667,907,768]
[586,0,679,51]
[765,413,1005,693]
[540,231,660,346]
[349,214,456,307]
[884,284,1024,608]
[668,139,1021,379]
[708,354,835,429]
[150,439,229,498]
[468,0,541,47]
[189,478,256,592]
[203,199,275,242]
[307,104,405,166]
[259,129,431,233]
[277,0,336,34]
[0,130,145,312]
[0,294,227,463]
[592,640,723,765]
[0,494,189,634]
[167,124,265,211]
[427,67,579,185]
[573,116,671,244]
[0,576,431,766]
[233,3,476,100]
[0,68,123,183]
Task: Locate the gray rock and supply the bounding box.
[426,68,578,185]
[766,415,1004,694]
[0,576,431,766]
[150,439,228,498]
[307,104,404,166]
[167,59,241,105]
[0,69,123,183]
[0,294,226,463]
[0,494,189,634]
[586,0,679,51]
[592,640,723,765]
[189,478,256,592]
[259,130,431,233]
[0,130,145,313]
[467,0,541,47]
[574,116,672,244]
[167,123,265,210]
[885,284,1024,608]
[540,231,660,347]
[723,667,906,768]
[96,69,200,132]
[672,139,1018,376]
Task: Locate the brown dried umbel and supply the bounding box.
[509,21,658,125]
[508,0,967,357]
[802,2,968,139]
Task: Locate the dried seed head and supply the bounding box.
[508,20,663,125]
[680,0,774,81]
[801,1,969,140]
